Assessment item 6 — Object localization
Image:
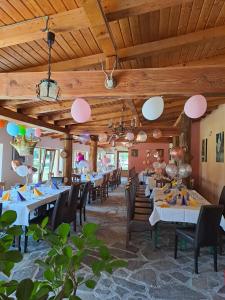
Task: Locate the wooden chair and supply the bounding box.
[77,182,91,226]
[125,184,152,248]
[109,170,117,190]
[62,183,80,231]
[24,190,70,252]
[71,174,81,183]
[174,205,223,274]
[100,174,107,202]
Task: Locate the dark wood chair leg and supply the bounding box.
[83,206,86,222]
[24,227,28,253]
[80,208,82,226]
[73,213,77,232]
[174,234,178,259]
[194,248,199,274]
[214,246,218,272]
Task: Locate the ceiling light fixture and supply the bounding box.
[36,31,60,101]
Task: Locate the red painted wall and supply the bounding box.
[190,121,200,189]
[128,142,170,173]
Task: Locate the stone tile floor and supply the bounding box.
[6,184,225,299]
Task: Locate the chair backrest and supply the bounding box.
[51,190,69,230]
[71,174,81,183]
[67,183,80,212]
[219,186,225,217]
[79,181,91,208]
[128,167,136,178]
[195,205,223,248]
[51,176,64,185]
[125,185,135,222]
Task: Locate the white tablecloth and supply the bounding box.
[149,188,225,230]
[145,176,156,197]
[0,185,70,226]
[81,169,115,187]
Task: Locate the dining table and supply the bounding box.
[80,169,115,187]
[149,188,225,247]
[0,185,71,226]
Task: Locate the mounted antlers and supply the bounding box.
[101,58,117,89]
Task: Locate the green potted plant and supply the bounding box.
[0,211,127,300]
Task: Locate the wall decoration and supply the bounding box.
[131,149,138,157]
[156,149,164,159]
[216,132,224,162]
[201,138,207,162]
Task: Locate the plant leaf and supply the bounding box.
[6,226,23,236]
[85,279,96,289]
[82,223,99,238]
[99,246,111,260]
[16,279,34,300]
[71,236,84,250]
[0,211,17,226]
[41,217,49,229]
[63,278,74,297]
[43,269,54,282]
[56,223,70,238]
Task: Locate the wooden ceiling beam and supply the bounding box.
[80,0,116,57]
[172,54,225,67]
[103,0,192,21]
[0,107,67,133]
[0,8,90,49]
[2,67,225,100]
[21,99,122,116]
[126,99,141,126]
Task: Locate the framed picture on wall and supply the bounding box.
[201,138,207,162]
[131,149,138,157]
[216,132,224,162]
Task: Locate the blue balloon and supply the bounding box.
[7,122,19,137]
[26,128,35,138]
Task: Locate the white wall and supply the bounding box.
[199,104,225,203]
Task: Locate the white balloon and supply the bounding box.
[16,165,29,177]
[136,131,147,142]
[78,160,89,169]
[142,96,164,121]
[98,133,108,143]
[178,163,192,179]
[125,132,134,141]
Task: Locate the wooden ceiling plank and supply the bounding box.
[17,23,225,72]
[2,66,225,99]
[0,8,90,49]
[0,106,67,133]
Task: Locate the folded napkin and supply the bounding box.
[181,195,188,206]
[33,188,43,197]
[2,191,10,201]
[17,191,26,201]
[34,182,41,188]
[19,185,27,192]
[188,198,198,207]
[0,188,3,198]
[160,203,169,208]
[168,195,177,205]
[51,182,59,190]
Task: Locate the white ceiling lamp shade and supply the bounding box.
[136,131,147,142]
[142,96,164,121]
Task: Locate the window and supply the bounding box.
[33,148,63,182]
[105,153,116,167]
[117,151,128,170]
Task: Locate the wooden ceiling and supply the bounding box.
[0,0,225,143]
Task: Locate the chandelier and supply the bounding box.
[108,104,137,137]
[36,31,60,101]
[10,135,40,156]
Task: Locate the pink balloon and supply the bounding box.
[35,128,41,137]
[71,98,91,123]
[76,152,84,162]
[184,95,207,119]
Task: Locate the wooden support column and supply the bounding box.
[179,114,192,163]
[89,135,98,172]
[63,134,73,185]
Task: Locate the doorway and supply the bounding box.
[117,151,128,177]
